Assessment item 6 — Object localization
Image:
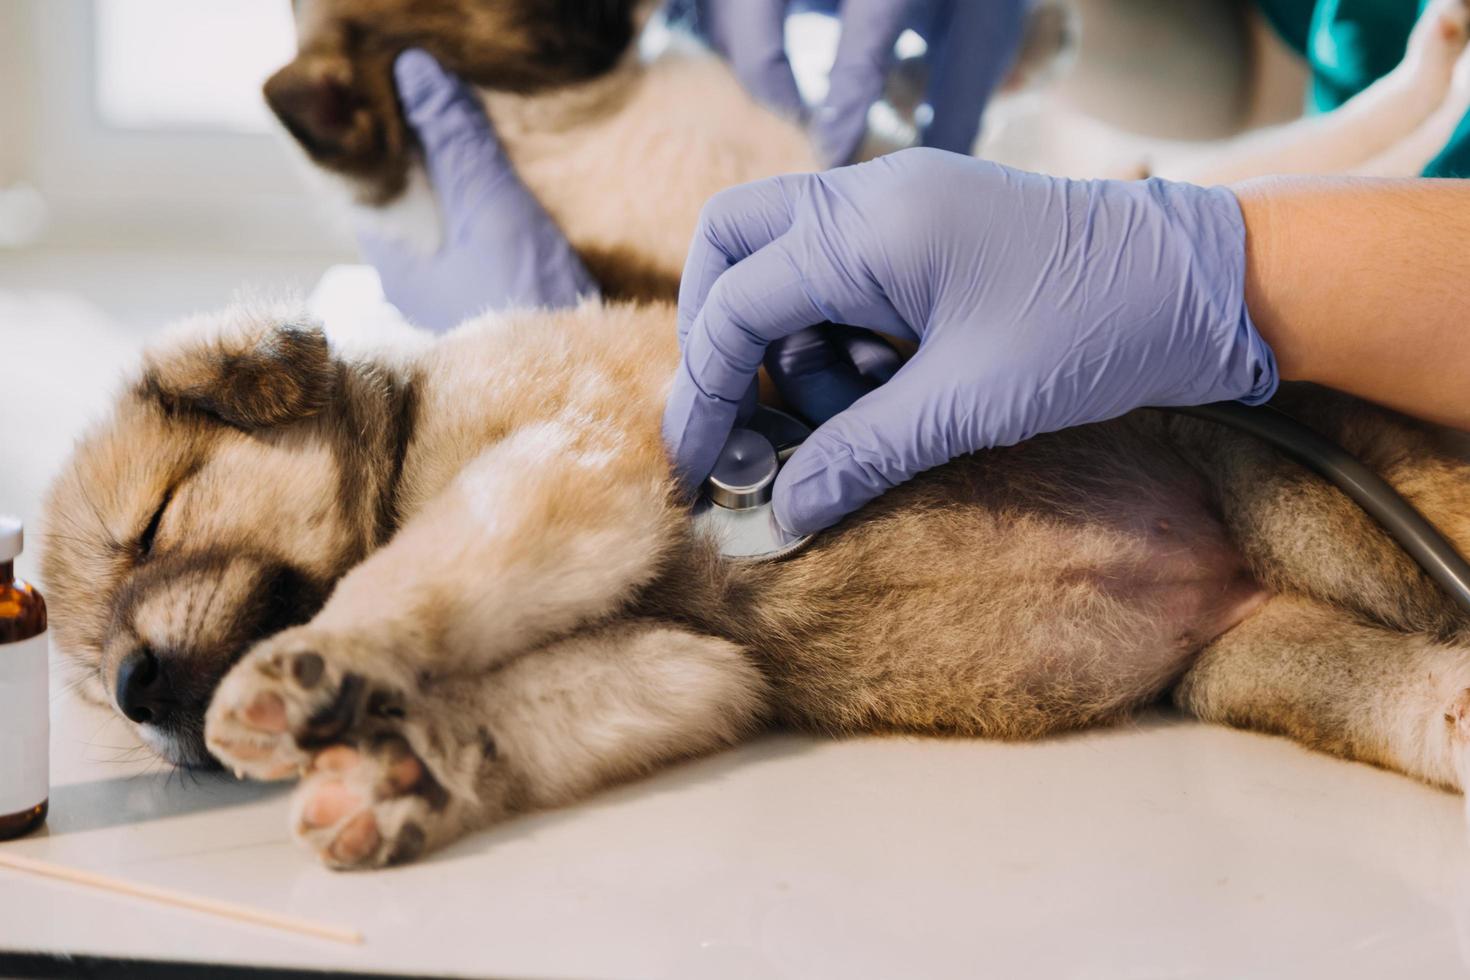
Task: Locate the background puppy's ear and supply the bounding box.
[265,53,372,161]
[264,51,406,202]
[140,310,337,430]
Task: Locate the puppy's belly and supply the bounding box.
[1083,494,1269,670]
[1107,537,1269,659]
[756,453,1269,736]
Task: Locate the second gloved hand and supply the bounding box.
[664,148,1279,535]
[679,0,1027,166]
[356,50,597,332]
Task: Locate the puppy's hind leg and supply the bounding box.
[211,620,768,869]
[1169,397,1470,640]
[1177,595,1470,794]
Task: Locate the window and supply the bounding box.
[92,0,298,133]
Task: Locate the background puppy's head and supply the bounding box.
[41,306,410,767]
[265,0,647,202]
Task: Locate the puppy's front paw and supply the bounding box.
[204,628,404,781]
[292,735,453,870]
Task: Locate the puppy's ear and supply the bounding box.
[264,52,372,161]
[140,311,337,430]
[264,51,406,201]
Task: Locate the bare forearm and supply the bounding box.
[1236,176,1470,429]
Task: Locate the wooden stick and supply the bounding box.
[0,851,363,945]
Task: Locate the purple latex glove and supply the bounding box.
[685,0,1027,166]
[356,50,597,332]
[664,148,1278,535]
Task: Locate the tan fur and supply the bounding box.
[1177,595,1470,792]
[40,300,1470,869]
[482,50,817,295]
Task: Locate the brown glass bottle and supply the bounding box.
[0,517,48,839]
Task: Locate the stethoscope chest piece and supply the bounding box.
[692,406,815,563]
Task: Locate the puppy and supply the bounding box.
[37,2,1470,869]
[41,298,1470,869]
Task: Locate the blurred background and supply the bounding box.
[0,0,1305,582]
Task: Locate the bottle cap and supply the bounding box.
[0,516,21,562]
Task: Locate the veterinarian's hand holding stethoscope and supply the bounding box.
[663,150,1282,535]
[665,155,1470,536]
[676,0,1028,166]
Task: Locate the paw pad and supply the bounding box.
[293,733,447,870]
[302,779,363,828]
[242,691,288,733]
[328,811,382,865]
[291,651,325,687]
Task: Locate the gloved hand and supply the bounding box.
[356,50,597,332]
[664,148,1279,535]
[678,0,1028,166]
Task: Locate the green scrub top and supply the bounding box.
[1254,0,1470,176]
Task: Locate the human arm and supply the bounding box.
[1236,175,1470,430]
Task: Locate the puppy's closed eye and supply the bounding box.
[137,490,173,560]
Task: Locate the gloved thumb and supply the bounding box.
[393,49,515,239]
[395,49,493,156]
[772,360,958,535]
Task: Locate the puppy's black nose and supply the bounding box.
[115,648,174,726]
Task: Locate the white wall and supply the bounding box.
[2,0,353,256]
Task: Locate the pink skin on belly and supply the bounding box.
[1123,514,1270,657]
[972,487,1275,708]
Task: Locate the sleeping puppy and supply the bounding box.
[36,2,1470,869]
[40,297,1470,869]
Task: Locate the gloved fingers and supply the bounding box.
[678,174,811,346]
[393,49,517,243]
[918,0,1026,154]
[697,0,805,118]
[764,327,879,425]
[389,48,598,309]
[685,238,836,402]
[665,236,835,486]
[812,0,913,165]
[772,355,959,534]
